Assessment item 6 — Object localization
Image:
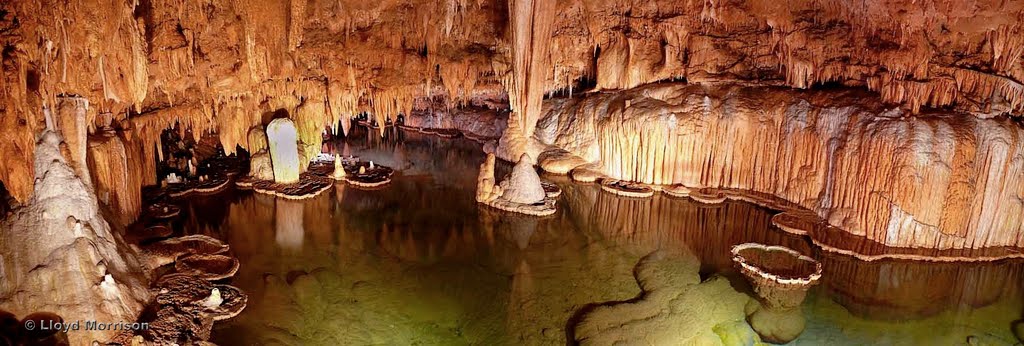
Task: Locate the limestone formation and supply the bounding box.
[140,234,230,270]
[332,154,348,180]
[0,132,150,345]
[476,154,503,203]
[599,179,655,198]
[0,0,1021,207]
[345,168,393,188]
[477,153,557,216]
[267,118,302,184]
[0,0,1023,343]
[498,154,546,205]
[174,253,241,281]
[249,152,276,181]
[529,83,1024,256]
[88,131,144,225]
[145,203,181,220]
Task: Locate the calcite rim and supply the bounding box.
[174,253,240,281]
[127,225,174,244]
[731,243,823,287]
[146,203,181,219]
[167,176,232,198]
[541,181,562,198]
[482,196,558,216]
[771,211,821,236]
[599,179,655,198]
[419,127,462,138]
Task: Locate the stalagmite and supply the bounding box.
[0,131,150,345]
[478,153,557,216]
[332,154,347,179]
[266,118,301,184]
[498,154,546,204]
[476,153,502,203]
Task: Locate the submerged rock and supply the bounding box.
[573,250,757,345]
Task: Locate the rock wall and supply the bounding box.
[531,83,1023,251]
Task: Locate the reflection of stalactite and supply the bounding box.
[564,183,810,273]
[506,260,535,336]
[820,252,1024,320]
[376,222,493,264]
[275,199,305,251]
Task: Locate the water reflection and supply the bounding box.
[275,200,305,251]
[177,128,1024,345]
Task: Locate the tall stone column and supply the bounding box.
[266,118,301,184]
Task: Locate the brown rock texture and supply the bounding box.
[0,0,1021,207]
[533,83,1023,252]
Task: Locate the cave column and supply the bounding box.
[266,118,301,184]
[499,0,557,157]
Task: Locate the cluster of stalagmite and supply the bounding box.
[527,83,1024,253]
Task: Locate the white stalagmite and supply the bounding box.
[266,118,301,184]
[0,131,150,345]
[498,154,546,204]
[333,154,347,179]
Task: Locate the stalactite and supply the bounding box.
[215,97,262,155]
[294,99,327,168]
[368,86,419,137]
[988,24,1023,75]
[88,133,143,225]
[506,0,556,138]
[440,60,480,106]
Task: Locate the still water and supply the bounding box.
[175,129,1023,345]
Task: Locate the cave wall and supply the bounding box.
[532,83,1024,251]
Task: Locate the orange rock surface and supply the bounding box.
[533,83,1023,252]
[0,0,1020,250]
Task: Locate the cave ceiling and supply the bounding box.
[0,0,1022,202]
